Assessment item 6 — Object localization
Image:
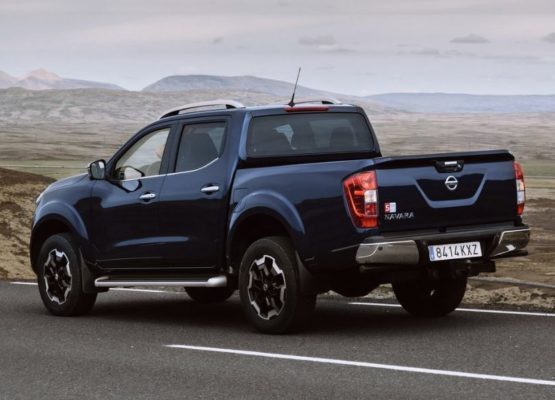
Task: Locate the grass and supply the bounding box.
[0,160,87,179]
[521,161,555,178]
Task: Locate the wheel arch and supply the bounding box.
[227,209,298,274]
[226,190,328,292]
[30,202,89,273]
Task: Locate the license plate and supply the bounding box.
[428,241,482,262]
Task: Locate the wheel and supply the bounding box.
[392,277,467,317]
[37,233,97,316]
[239,236,316,334]
[185,286,235,303]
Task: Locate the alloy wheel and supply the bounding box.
[247,255,286,320]
[43,249,72,305]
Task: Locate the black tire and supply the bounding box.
[37,233,97,316]
[239,236,316,334]
[392,277,467,317]
[185,286,235,303]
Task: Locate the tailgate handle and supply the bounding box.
[435,160,464,173]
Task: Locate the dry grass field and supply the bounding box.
[0,168,53,279]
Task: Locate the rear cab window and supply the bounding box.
[246,112,375,159]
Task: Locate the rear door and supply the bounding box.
[91,125,173,269]
[375,151,518,232]
[156,118,231,269]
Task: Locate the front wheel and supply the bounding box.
[37,233,97,316]
[239,236,316,334]
[392,277,467,317]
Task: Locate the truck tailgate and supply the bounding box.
[374,150,518,232]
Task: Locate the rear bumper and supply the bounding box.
[356,225,530,265]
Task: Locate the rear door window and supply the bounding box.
[246,113,374,157]
[174,122,226,172]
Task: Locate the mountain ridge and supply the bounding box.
[2,69,555,113]
[0,68,124,91]
[366,92,555,113]
[142,74,333,98]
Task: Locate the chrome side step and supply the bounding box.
[94,275,227,288]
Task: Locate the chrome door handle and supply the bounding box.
[201,185,220,194]
[139,192,156,201]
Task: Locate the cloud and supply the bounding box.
[299,35,336,46]
[298,35,355,53]
[450,34,490,44]
[543,32,555,43]
[411,48,441,56]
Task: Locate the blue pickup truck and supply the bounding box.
[30,98,530,333]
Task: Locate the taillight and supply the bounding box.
[514,161,525,215]
[343,171,378,228]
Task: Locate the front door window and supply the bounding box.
[114,128,170,180]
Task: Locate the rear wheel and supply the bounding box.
[185,287,235,303]
[392,277,467,317]
[239,236,316,334]
[37,234,97,316]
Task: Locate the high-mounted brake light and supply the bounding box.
[514,162,525,215]
[284,106,329,112]
[343,171,378,228]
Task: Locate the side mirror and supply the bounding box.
[88,159,106,180]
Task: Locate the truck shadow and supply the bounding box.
[84,293,500,336]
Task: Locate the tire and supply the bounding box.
[185,287,235,303]
[392,277,467,317]
[239,236,316,334]
[37,233,97,316]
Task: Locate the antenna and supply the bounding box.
[288,67,302,107]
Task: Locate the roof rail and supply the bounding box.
[290,97,342,106]
[158,99,245,119]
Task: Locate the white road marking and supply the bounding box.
[165,344,555,387]
[349,302,555,317]
[10,281,38,286]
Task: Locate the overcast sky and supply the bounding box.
[1,0,555,94]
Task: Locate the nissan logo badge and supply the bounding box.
[445,176,458,191]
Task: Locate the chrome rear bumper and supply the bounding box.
[356,226,530,265]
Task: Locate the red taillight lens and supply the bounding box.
[514,161,525,215]
[343,171,378,228]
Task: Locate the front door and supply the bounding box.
[90,126,172,269]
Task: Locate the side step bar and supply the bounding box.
[94,275,227,288]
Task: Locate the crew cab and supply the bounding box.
[30,98,530,333]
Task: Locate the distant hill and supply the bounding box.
[0,87,388,124]
[143,74,331,97]
[0,69,123,91]
[366,93,555,113]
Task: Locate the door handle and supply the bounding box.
[139,192,157,201]
[201,185,220,194]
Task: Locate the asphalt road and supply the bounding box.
[1,281,553,400]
